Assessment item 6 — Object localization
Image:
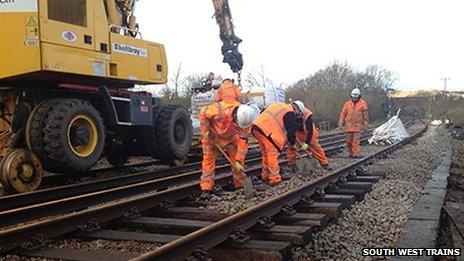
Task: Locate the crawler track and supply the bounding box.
[0,122,419,260]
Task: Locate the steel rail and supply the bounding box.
[0,132,373,227]
[0,129,380,252]
[41,129,354,186]
[134,124,427,261]
[0,129,371,212]
[0,123,416,253]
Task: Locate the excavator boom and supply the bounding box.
[106,0,244,72]
[211,0,244,73]
[104,0,138,36]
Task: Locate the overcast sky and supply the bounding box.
[137,0,463,91]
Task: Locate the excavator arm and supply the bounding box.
[211,0,244,74]
[104,0,139,36]
[104,0,243,73]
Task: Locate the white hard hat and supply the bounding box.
[246,102,261,115]
[236,104,259,128]
[351,88,361,98]
[292,100,305,115]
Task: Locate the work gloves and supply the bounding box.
[301,142,309,151]
[202,131,215,141]
[234,162,244,172]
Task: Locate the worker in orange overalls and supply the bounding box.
[252,101,304,185]
[214,78,243,103]
[286,101,330,170]
[338,88,369,158]
[199,101,259,197]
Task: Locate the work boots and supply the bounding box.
[199,185,225,200]
[281,165,297,173]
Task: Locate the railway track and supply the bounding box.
[0,122,418,260]
[136,125,427,260]
[0,131,375,226]
[0,126,382,213]
[40,128,368,188]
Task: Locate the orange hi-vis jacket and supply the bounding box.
[252,103,295,151]
[338,99,369,132]
[295,108,315,141]
[214,80,243,103]
[199,101,250,161]
[299,108,313,132]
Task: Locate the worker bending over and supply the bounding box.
[214,78,243,103]
[199,101,259,196]
[338,88,369,158]
[287,101,330,170]
[252,101,304,186]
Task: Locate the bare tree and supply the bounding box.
[286,61,395,127]
[246,66,266,88]
[166,63,188,98]
[161,84,174,100]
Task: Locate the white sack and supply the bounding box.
[368,110,410,145]
[190,89,217,136]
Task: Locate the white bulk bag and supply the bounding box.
[368,110,410,145]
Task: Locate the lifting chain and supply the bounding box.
[228,227,249,243]
[237,71,242,89]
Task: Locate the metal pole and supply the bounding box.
[441,77,450,92]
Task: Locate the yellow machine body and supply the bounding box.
[0,0,168,87]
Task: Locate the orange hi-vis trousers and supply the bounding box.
[200,139,246,191]
[346,132,361,157]
[287,129,329,167]
[252,129,282,185]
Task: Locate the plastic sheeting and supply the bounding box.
[368,110,409,145]
[243,85,285,109]
[265,85,286,105]
[431,119,443,126]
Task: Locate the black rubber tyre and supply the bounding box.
[26,99,64,173]
[146,105,192,164]
[42,99,105,172]
[105,143,129,168]
[143,105,162,159]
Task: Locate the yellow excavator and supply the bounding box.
[0,0,243,193]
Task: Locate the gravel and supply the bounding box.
[294,125,452,260]
[55,238,160,256]
[202,144,388,215]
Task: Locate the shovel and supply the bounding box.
[215,144,256,197]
